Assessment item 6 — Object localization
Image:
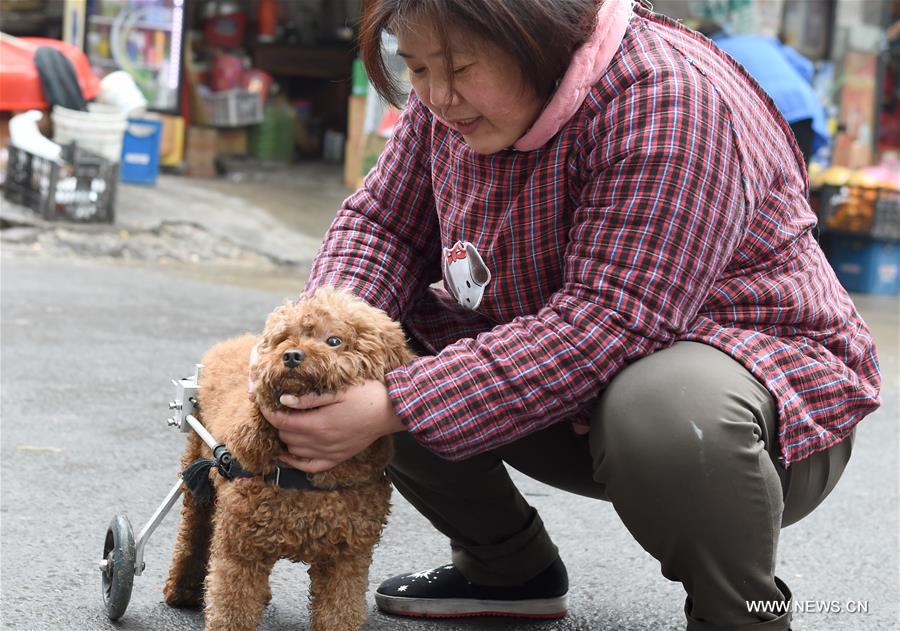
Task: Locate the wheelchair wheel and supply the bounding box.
[100,513,136,620]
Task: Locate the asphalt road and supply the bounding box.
[1,255,897,631]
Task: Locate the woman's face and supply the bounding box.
[395,17,544,155]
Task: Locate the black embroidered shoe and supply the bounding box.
[374,558,569,619]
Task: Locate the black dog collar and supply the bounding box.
[182,455,330,505]
[230,462,326,491]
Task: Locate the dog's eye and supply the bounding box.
[325,336,343,348]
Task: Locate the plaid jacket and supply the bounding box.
[306,8,881,467]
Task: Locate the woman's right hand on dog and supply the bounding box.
[259,380,406,473]
[248,340,401,472]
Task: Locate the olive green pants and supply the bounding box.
[388,342,855,630]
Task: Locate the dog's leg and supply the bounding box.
[204,508,276,631]
[225,408,282,474]
[163,493,214,607]
[163,434,214,608]
[307,551,373,631]
[204,554,275,631]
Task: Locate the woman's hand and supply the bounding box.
[261,380,406,473]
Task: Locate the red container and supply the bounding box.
[241,69,273,105]
[0,36,100,111]
[257,0,278,42]
[211,54,245,92]
[204,11,246,49]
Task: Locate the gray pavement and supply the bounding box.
[1,167,898,630]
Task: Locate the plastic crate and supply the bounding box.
[816,185,877,234]
[120,118,162,185]
[200,88,264,127]
[823,233,899,295]
[871,191,900,241]
[4,143,117,222]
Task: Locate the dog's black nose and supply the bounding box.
[282,349,305,368]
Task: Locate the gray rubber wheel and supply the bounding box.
[101,514,136,620]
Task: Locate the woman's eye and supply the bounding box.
[325,336,343,348]
[410,67,426,76]
[452,64,472,75]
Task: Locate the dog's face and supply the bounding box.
[251,289,412,412]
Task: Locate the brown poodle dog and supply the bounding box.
[162,288,413,631]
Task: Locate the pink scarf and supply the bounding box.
[514,0,633,151]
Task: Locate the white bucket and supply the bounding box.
[97,71,148,116]
[52,104,128,163]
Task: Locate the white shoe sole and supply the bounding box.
[375,592,568,619]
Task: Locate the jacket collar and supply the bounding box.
[513,0,633,151]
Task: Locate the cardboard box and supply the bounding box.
[159,114,185,167]
[185,126,218,177]
[216,128,247,156]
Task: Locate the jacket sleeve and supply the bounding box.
[385,69,748,459]
[304,94,442,320]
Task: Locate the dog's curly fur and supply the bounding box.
[162,289,414,631]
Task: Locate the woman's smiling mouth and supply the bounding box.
[449,116,482,134]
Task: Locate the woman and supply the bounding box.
[260,1,881,629]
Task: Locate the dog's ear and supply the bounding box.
[354,318,413,375]
[380,322,415,371]
[259,301,295,350]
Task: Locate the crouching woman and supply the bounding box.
[260,1,881,629]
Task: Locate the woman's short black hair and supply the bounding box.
[359,0,600,107]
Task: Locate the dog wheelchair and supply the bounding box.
[99,365,227,620]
